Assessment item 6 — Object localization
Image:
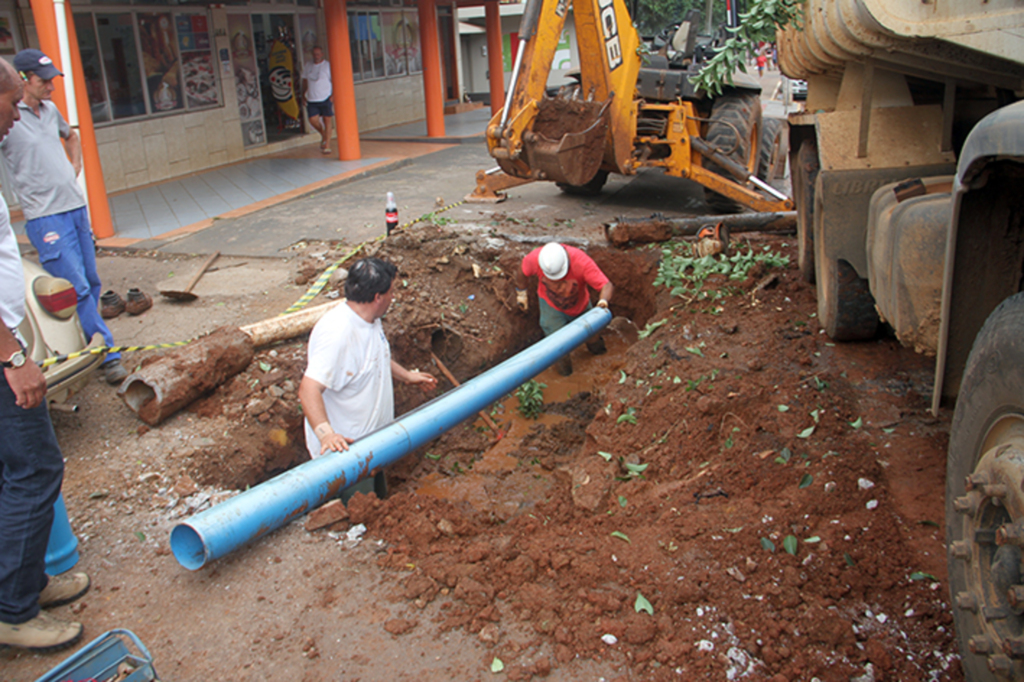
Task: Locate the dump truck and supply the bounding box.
[477,0,793,213]
[777,1,1024,678]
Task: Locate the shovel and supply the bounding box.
[160,251,219,302]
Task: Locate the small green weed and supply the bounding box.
[515,380,546,419]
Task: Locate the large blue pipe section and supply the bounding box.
[170,306,612,569]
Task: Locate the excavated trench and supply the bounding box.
[177,237,661,504]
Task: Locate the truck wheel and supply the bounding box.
[556,170,609,197]
[757,118,785,182]
[703,91,762,213]
[813,189,879,340]
[947,292,1024,682]
[793,139,819,283]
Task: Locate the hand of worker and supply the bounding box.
[315,422,353,455]
[5,362,47,410]
[406,370,438,393]
[516,289,528,312]
[597,299,609,309]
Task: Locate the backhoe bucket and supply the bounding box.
[522,98,611,187]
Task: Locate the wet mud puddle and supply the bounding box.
[413,334,629,518]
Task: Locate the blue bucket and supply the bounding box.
[45,493,79,576]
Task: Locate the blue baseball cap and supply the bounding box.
[14,49,63,80]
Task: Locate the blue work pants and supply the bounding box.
[25,207,120,364]
[0,371,63,624]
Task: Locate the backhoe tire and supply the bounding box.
[556,170,609,197]
[947,292,1024,682]
[757,118,785,182]
[813,183,879,341]
[793,139,819,283]
[703,91,762,214]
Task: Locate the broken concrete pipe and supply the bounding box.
[169,306,613,570]
[118,301,343,426]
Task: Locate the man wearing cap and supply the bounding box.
[515,242,614,376]
[0,48,127,385]
[0,56,90,654]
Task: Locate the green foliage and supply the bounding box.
[638,318,668,339]
[617,407,638,425]
[689,0,804,96]
[515,380,546,419]
[652,244,789,302]
[633,0,726,37]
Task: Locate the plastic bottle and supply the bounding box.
[385,192,398,236]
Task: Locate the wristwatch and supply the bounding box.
[2,349,26,369]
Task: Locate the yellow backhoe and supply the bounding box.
[471,0,793,214]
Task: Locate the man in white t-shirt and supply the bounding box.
[299,257,436,461]
[301,46,333,154]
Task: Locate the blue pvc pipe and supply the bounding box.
[170,306,612,570]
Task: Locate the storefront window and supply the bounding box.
[350,9,417,81]
[74,13,111,123]
[95,13,146,120]
[75,9,222,124]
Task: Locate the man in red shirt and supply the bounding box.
[515,242,614,376]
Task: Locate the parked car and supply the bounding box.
[790,78,807,101]
[19,258,105,405]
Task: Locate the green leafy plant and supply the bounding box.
[652,243,790,302]
[515,380,546,419]
[783,535,798,555]
[689,0,804,96]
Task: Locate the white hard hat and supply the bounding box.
[538,243,569,280]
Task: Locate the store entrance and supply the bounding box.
[252,13,303,144]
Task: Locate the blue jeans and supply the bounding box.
[0,372,64,624]
[25,207,120,364]
[538,298,592,337]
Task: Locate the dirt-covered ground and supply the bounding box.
[4,211,958,681]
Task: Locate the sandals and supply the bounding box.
[320,141,331,154]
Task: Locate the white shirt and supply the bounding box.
[303,59,332,103]
[303,303,393,459]
[0,194,26,332]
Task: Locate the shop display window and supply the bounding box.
[74,9,221,123]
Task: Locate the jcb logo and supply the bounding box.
[598,0,623,71]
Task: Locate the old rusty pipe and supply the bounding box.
[430,352,501,434]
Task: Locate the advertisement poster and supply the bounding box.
[382,11,409,77]
[0,14,16,55]
[298,14,319,67]
[138,12,183,112]
[227,13,266,148]
[177,14,218,109]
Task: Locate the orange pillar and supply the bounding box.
[27,0,68,116]
[484,1,504,116]
[418,0,445,137]
[65,1,113,238]
[324,0,361,161]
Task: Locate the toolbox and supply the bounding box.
[35,629,158,682]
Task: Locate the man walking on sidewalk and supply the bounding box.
[0,56,91,654]
[301,46,333,154]
[0,48,127,385]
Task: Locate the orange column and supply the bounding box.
[418,0,445,137]
[27,0,68,116]
[65,1,113,238]
[484,1,504,116]
[324,0,361,160]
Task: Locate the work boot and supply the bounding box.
[125,288,152,316]
[103,359,129,385]
[0,611,83,652]
[586,336,607,356]
[555,355,573,377]
[39,572,90,609]
[100,290,125,319]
